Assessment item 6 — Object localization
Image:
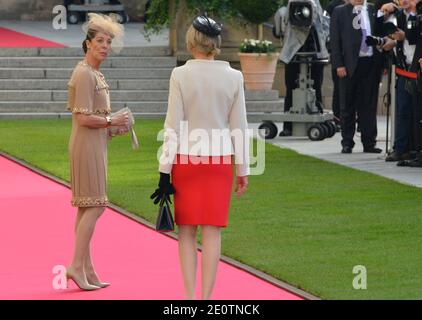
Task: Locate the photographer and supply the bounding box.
[381,0,417,162]
[398,0,422,167]
[330,0,396,154]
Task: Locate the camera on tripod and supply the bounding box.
[289,1,313,27]
[256,0,336,141]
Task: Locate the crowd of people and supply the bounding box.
[329,0,422,167]
[281,0,422,167]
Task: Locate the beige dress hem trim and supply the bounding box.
[71,196,109,207]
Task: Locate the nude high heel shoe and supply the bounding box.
[66,269,101,291]
[89,281,111,288]
[86,274,111,288]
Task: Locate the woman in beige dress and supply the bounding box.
[66,13,129,291]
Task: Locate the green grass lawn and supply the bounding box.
[1,118,422,299]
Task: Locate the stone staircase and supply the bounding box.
[0,47,283,121]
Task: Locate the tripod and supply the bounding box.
[383,51,395,155]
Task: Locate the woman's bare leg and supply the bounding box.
[74,207,86,234]
[201,225,221,300]
[85,243,108,286]
[68,206,105,289]
[74,207,106,285]
[178,225,198,300]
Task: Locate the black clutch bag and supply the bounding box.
[156,197,174,232]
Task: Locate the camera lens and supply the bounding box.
[290,3,313,27]
[302,7,311,18]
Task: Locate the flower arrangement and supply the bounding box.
[240,39,276,54]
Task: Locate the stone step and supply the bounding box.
[0,90,168,101]
[245,90,279,101]
[0,90,280,102]
[0,47,172,57]
[0,68,174,79]
[0,57,177,68]
[0,100,283,113]
[117,80,169,90]
[0,79,170,90]
[0,112,270,122]
[0,112,166,120]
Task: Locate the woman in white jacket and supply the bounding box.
[151,15,250,300]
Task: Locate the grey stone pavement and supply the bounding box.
[0,21,169,47]
[250,116,422,188]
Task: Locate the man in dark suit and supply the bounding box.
[379,0,417,162]
[397,0,422,167]
[408,56,422,166]
[326,0,348,129]
[330,0,395,153]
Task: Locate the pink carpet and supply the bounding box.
[0,27,65,47]
[0,155,302,300]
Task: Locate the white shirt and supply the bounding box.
[358,5,374,57]
[403,11,416,66]
[158,59,250,176]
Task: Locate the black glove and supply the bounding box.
[150,172,176,205]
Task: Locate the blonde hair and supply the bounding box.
[186,25,221,57]
[82,13,125,54]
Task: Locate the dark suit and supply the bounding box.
[326,0,347,122]
[408,25,422,73]
[390,10,415,154]
[407,23,422,153]
[330,3,384,149]
[326,0,346,16]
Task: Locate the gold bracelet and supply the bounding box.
[105,116,112,128]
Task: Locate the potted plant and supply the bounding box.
[234,0,281,91]
[144,0,282,90]
[239,38,279,91]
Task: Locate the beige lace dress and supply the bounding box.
[67,60,111,207]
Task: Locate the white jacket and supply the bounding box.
[159,59,250,176]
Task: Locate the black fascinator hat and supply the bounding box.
[192,15,222,37]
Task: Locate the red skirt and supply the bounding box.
[172,154,234,227]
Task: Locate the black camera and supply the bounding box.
[289,1,313,27]
[365,35,386,47]
[365,21,398,47]
[384,21,399,35]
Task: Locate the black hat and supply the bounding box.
[192,15,222,37]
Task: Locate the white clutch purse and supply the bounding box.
[109,107,139,149]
